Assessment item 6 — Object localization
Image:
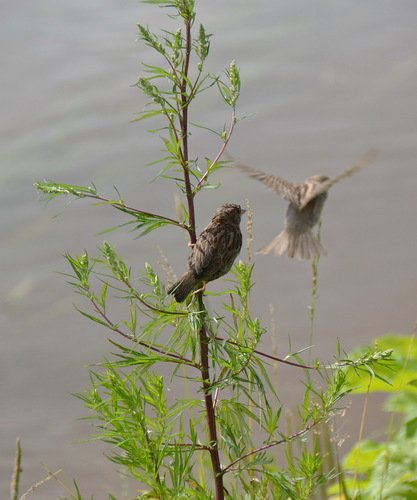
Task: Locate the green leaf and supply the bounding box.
[406,416,417,438]
[344,335,417,394]
[130,109,165,123]
[75,306,113,329]
[194,24,211,62]
[34,180,97,199]
[137,24,167,56]
[343,439,384,473]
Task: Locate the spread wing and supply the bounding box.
[299,149,378,209]
[235,160,303,208]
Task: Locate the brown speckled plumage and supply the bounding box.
[167,203,245,302]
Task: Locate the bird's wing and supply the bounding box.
[235,161,302,207]
[299,149,378,209]
[191,229,221,277]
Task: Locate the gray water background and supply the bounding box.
[1,0,417,497]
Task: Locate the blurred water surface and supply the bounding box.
[1,0,417,497]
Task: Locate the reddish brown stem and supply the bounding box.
[180,19,197,244]
[194,113,236,193]
[76,192,186,229]
[222,418,321,475]
[179,18,224,499]
[215,336,316,370]
[198,294,224,499]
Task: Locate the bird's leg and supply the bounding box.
[192,281,206,296]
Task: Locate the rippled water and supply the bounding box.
[1,0,416,497]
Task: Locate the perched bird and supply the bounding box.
[167,203,245,302]
[236,151,377,260]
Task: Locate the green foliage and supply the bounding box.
[217,60,241,109]
[344,335,417,394]
[35,180,187,236]
[33,2,395,499]
[329,335,417,499]
[34,180,97,199]
[78,365,206,498]
[60,237,376,498]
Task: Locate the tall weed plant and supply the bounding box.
[31,1,392,498]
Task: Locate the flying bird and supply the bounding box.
[167,203,245,302]
[236,151,377,260]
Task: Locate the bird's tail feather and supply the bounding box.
[257,229,326,260]
[167,271,196,303]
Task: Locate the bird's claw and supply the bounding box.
[192,282,206,296]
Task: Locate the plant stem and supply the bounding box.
[180,18,196,242]
[178,16,224,498]
[194,113,236,193]
[10,438,21,500]
[198,295,224,499]
[222,418,322,476]
[89,297,196,367]
[214,336,316,370]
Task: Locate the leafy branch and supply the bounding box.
[30,1,393,499]
[34,180,187,236]
[65,250,196,368]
